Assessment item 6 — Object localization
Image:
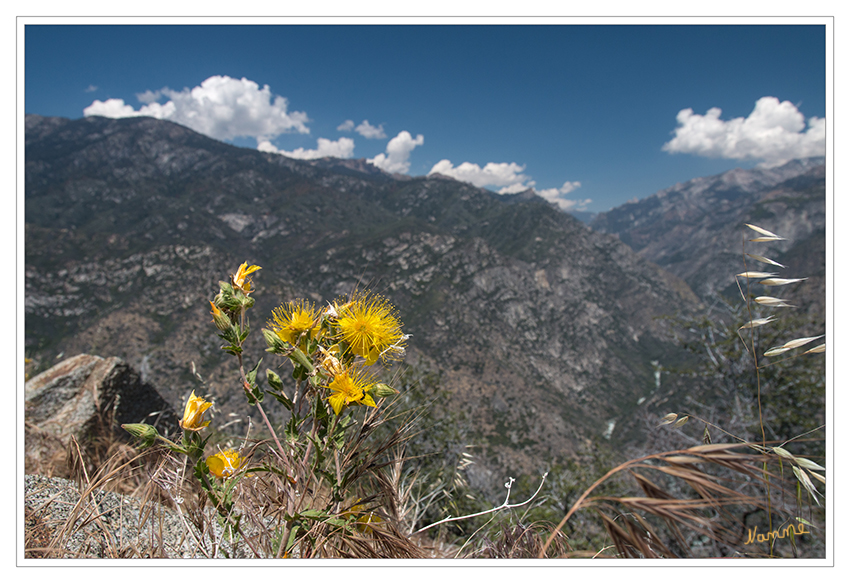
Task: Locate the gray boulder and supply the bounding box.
[25,354,179,476]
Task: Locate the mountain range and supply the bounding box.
[24,114,825,492]
[590,157,825,311]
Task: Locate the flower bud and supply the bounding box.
[267,369,284,391]
[180,390,213,432]
[263,328,288,353]
[122,423,159,448]
[210,301,232,331]
[372,383,399,399]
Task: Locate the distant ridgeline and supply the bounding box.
[590,157,825,308]
[27,114,823,493]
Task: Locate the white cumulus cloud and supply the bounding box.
[258,137,355,160]
[429,160,586,210]
[338,119,387,139]
[83,75,310,146]
[136,89,161,104]
[368,131,424,174]
[535,181,589,210]
[354,120,387,139]
[428,160,532,193]
[84,85,98,93]
[662,96,825,166]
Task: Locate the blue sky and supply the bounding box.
[24,23,827,213]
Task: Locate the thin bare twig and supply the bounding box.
[416,472,548,534]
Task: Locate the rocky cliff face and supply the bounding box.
[26,114,701,485]
[590,158,826,307]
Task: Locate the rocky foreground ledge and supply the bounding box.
[22,354,238,559]
[24,474,256,559]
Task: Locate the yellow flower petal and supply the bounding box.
[232,262,262,294]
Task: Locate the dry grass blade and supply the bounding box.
[540,443,813,558]
[472,521,572,558]
[597,512,663,558]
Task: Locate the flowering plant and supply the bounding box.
[124,261,412,557]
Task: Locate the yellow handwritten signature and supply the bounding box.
[745,523,810,545]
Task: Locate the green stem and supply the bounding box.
[237,352,291,474]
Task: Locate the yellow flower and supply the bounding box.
[336,292,406,365]
[268,300,320,346]
[206,449,244,479]
[344,501,383,534]
[231,262,261,294]
[179,390,213,432]
[327,367,377,416]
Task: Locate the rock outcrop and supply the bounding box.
[25,354,178,477]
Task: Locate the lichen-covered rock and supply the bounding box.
[25,354,178,476]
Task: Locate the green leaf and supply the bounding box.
[290,347,315,372]
[269,390,293,411]
[267,369,284,391]
[285,524,301,555]
[246,358,263,385]
[193,456,210,483]
[239,324,251,343]
[284,415,300,443]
